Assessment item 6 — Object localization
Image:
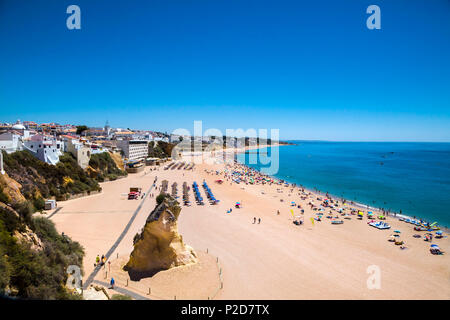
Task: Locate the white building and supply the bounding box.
[0,132,23,153]
[23,134,63,165]
[115,140,148,161]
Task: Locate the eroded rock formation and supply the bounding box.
[124,194,197,279]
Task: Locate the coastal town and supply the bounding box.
[0,118,448,301]
[0,119,173,167]
[0,119,258,171]
[1,0,449,313]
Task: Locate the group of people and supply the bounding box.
[95,254,116,289]
[95,254,107,267]
[253,217,262,224]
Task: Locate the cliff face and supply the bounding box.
[0,173,26,204]
[2,150,101,203]
[0,198,84,299]
[108,152,125,172]
[0,151,86,299]
[124,195,197,279]
[87,152,127,182]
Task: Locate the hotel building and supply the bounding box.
[115,140,148,161]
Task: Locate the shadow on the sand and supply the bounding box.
[126,269,163,281]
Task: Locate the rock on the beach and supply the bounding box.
[124,195,197,278]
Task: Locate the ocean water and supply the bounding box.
[237,141,450,227]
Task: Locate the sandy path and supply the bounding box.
[51,172,157,281]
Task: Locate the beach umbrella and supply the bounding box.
[394,230,401,233]
[435,231,443,235]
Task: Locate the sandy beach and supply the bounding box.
[50,146,450,300]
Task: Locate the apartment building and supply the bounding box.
[115,139,148,160]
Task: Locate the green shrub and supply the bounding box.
[12,201,34,225]
[0,216,85,299]
[0,246,12,294]
[148,141,176,158]
[89,153,126,177]
[0,190,10,204]
[33,196,45,211]
[0,207,24,233]
[107,174,117,181]
[111,294,132,300]
[156,193,166,205]
[2,151,100,204]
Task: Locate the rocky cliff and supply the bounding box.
[0,172,26,204]
[124,195,197,279]
[2,150,101,204]
[0,151,86,299]
[87,152,127,182]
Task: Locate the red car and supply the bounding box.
[128,192,139,200]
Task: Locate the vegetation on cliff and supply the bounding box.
[88,152,127,182]
[0,206,84,299]
[2,150,101,205]
[148,141,176,159]
[0,149,126,299]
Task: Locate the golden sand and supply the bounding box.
[51,147,450,300]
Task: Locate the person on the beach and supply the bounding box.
[258,218,261,224]
[100,255,105,266]
[110,277,115,289]
[95,255,100,266]
[253,217,256,224]
[277,210,280,215]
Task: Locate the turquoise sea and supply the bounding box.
[236,141,450,227]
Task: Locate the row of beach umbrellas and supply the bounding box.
[192,182,204,204]
[202,181,219,204]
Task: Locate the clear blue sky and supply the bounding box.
[0,0,449,141]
